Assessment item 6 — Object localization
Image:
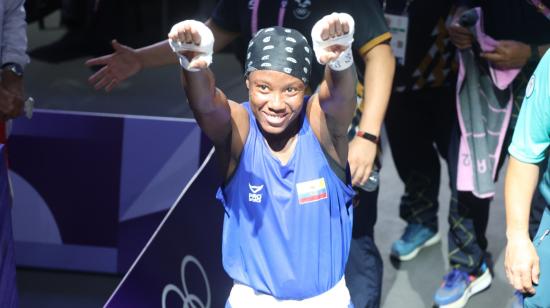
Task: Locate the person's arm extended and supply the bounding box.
[317,63,358,137]
[315,14,359,137]
[504,156,541,294]
[135,19,240,68]
[183,68,232,145]
[308,13,358,167]
[86,19,239,91]
[169,20,249,181]
[348,43,394,186]
[168,21,233,146]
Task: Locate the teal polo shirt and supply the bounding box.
[509,50,550,207]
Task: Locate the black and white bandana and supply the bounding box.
[245,26,313,85]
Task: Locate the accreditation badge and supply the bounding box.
[384,13,409,66]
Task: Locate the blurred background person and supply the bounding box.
[383,0,457,264]
[379,0,499,306]
[1,0,28,126]
[504,50,550,308]
[0,0,30,307]
[435,0,550,307]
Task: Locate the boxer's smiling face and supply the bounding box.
[246,70,306,137]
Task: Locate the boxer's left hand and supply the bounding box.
[311,13,355,70]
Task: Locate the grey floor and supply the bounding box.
[17,10,517,308]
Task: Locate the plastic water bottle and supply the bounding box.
[357,169,379,192]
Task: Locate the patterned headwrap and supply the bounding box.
[244,26,313,85]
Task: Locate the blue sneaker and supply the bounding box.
[390,223,441,261]
[434,262,492,308]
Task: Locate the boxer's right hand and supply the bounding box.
[168,20,214,71]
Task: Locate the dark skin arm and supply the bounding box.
[168,21,248,179]
[308,14,359,168]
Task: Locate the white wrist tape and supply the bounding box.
[168,20,214,72]
[327,47,353,71]
[311,13,355,71]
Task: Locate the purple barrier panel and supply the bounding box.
[117,116,202,272]
[9,110,123,272]
[8,110,202,273]
[105,149,232,308]
[0,145,18,307]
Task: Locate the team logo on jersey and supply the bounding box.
[248,183,264,203]
[293,0,311,20]
[296,178,328,204]
[526,75,535,99]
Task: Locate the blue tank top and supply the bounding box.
[216,100,355,300]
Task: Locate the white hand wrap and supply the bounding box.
[168,20,214,72]
[311,13,355,71]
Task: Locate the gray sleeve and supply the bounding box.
[2,0,30,68]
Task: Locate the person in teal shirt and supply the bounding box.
[505,50,550,308]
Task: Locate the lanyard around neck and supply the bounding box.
[251,0,288,35]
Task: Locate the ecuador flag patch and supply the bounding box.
[296,178,328,204]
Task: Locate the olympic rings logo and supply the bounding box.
[162,255,211,308]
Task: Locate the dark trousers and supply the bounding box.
[385,85,493,272]
[385,86,456,232]
[386,84,547,273]
[446,124,491,272]
[345,188,382,308]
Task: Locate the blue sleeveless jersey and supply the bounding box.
[216,100,355,300]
